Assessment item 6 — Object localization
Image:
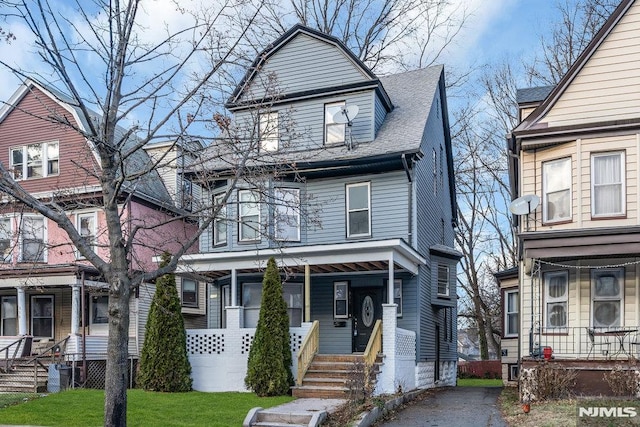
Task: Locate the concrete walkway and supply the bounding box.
[375,386,507,427]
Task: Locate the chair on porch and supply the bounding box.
[586,328,610,359]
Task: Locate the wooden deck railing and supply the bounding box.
[363,320,382,367]
[296,320,319,386]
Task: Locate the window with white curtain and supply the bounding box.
[591,152,625,217]
[591,268,623,328]
[543,157,571,223]
[238,190,260,242]
[544,271,568,330]
[259,112,279,152]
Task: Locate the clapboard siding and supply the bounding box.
[0,88,101,194]
[136,283,155,353]
[233,90,374,151]
[543,4,640,126]
[311,276,353,354]
[521,133,639,232]
[374,95,386,136]
[240,33,369,102]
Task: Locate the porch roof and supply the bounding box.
[177,239,426,279]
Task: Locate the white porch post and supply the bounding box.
[17,287,27,336]
[380,254,398,394]
[71,285,80,335]
[226,268,244,328]
[304,264,311,322]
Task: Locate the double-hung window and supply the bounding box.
[591,152,625,217]
[181,177,193,211]
[76,212,97,258]
[346,182,371,237]
[504,289,519,337]
[437,265,450,296]
[1,296,17,336]
[0,217,11,262]
[259,112,279,152]
[213,193,227,246]
[274,188,300,241]
[181,279,198,308]
[90,295,109,335]
[238,190,260,242]
[325,101,346,144]
[543,157,571,223]
[21,216,45,262]
[544,271,568,330]
[591,268,623,328]
[242,283,262,328]
[283,283,303,327]
[10,142,59,180]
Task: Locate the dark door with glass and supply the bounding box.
[352,287,383,352]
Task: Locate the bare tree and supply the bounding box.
[0,1,323,425]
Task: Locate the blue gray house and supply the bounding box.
[177,24,460,396]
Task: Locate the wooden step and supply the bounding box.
[291,385,349,399]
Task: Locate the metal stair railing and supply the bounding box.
[0,336,33,373]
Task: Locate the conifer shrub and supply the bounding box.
[245,257,293,396]
[138,252,192,392]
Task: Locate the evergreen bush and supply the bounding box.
[138,252,192,392]
[245,257,293,396]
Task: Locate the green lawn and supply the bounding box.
[457,378,504,387]
[0,389,294,426]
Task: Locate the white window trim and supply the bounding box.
[274,188,300,242]
[19,215,47,263]
[259,112,279,152]
[30,295,54,339]
[324,101,346,145]
[437,265,450,297]
[213,193,227,246]
[238,190,261,242]
[591,151,625,218]
[346,182,371,238]
[591,268,624,329]
[542,157,572,223]
[1,295,17,336]
[10,141,60,180]
[334,281,349,319]
[76,211,98,259]
[544,270,568,330]
[89,294,109,336]
[504,289,519,337]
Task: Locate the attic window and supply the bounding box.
[10,141,59,180]
[325,102,346,145]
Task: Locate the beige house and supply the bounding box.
[505,0,640,396]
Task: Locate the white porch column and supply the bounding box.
[304,264,311,322]
[71,285,80,335]
[225,268,243,328]
[231,268,237,306]
[379,254,398,394]
[380,304,398,394]
[17,287,27,336]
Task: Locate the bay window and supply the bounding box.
[213,193,227,246]
[238,190,260,242]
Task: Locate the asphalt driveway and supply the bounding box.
[375,386,507,427]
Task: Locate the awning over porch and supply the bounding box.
[177,238,427,278]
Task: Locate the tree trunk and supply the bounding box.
[104,273,131,427]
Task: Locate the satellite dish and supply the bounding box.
[332,105,359,125]
[509,194,540,215]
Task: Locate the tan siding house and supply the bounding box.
[505,0,640,398]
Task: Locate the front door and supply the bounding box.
[352,287,383,352]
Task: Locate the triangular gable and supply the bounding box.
[516,0,637,131]
[227,24,384,109]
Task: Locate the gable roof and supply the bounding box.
[514,0,636,135]
[226,24,392,111]
[0,79,175,208]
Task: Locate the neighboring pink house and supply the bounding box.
[0,79,195,388]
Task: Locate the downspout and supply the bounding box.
[401,154,413,245]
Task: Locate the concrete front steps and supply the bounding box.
[244,408,324,427]
[292,354,381,399]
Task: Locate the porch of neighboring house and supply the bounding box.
[0,271,148,392]
[179,239,426,396]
